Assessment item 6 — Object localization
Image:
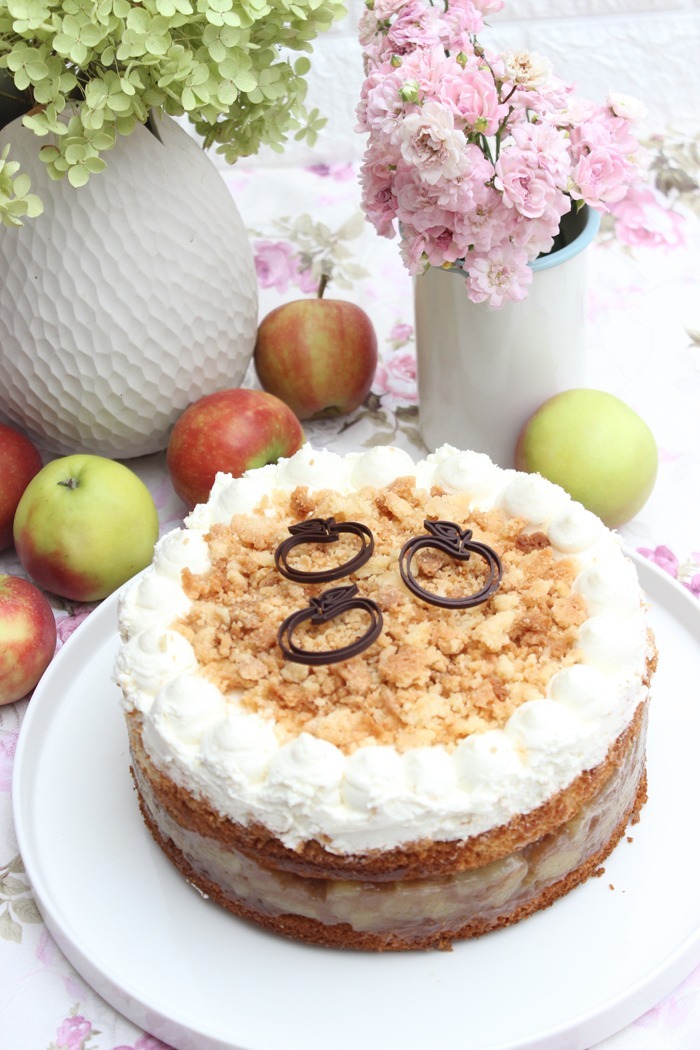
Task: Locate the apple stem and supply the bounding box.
[317,273,329,299]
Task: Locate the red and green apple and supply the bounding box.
[254,281,378,420]
[0,422,43,552]
[13,455,160,602]
[166,387,305,508]
[0,573,57,704]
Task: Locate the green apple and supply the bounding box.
[515,389,658,528]
[0,573,57,704]
[13,455,159,602]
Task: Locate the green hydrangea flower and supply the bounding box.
[0,0,346,221]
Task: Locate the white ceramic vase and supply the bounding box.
[414,206,601,468]
[0,114,258,458]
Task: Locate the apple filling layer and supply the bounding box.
[130,705,646,951]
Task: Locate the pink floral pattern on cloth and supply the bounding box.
[638,545,700,595]
[49,1011,174,1050]
[0,123,699,1050]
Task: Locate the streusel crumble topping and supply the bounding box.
[176,478,587,753]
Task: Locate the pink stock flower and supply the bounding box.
[466,245,533,306]
[399,100,469,184]
[374,349,419,402]
[571,147,632,208]
[494,149,560,218]
[387,0,442,55]
[439,67,507,137]
[357,0,645,307]
[373,0,413,17]
[56,1015,93,1050]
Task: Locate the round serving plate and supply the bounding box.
[12,555,700,1050]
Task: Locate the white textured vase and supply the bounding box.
[0,115,258,458]
[414,206,600,469]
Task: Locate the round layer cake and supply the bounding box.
[114,445,657,951]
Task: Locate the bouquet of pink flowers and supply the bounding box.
[356,0,647,306]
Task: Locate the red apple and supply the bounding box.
[166,388,305,508]
[0,423,43,552]
[254,279,378,420]
[0,574,57,704]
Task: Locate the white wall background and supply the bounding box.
[242,0,700,168]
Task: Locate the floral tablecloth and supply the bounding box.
[1,124,699,1050]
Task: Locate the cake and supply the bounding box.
[114,444,657,951]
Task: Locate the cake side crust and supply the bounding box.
[129,734,648,952]
[126,696,648,882]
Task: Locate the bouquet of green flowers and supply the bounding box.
[0,0,345,224]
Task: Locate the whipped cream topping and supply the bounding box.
[114,444,653,854]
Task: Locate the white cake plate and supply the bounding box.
[12,554,700,1050]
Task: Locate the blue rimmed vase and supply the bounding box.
[414,205,601,468]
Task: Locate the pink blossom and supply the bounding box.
[494,148,560,218]
[399,100,469,184]
[56,1015,93,1050]
[437,0,490,50]
[387,0,442,55]
[360,154,399,237]
[356,70,406,140]
[466,245,533,307]
[399,227,431,274]
[452,185,514,255]
[422,227,464,267]
[570,147,631,208]
[571,110,639,157]
[509,195,571,256]
[394,165,455,234]
[609,185,685,251]
[358,8,382,50]
[510,122,572,188]
[502,49,552,88]
[374,0,413,17]
[373,349,418,402]
[253,241,298,293]
[439,67,507,137]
